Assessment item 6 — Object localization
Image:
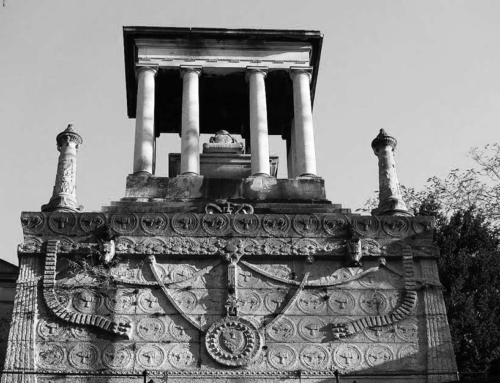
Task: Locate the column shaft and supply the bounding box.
[247,67,270,176]
[133,66,157,174]
[290,67,317,177]
[180,66,202,175]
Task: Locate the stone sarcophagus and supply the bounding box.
[1,26,457,383]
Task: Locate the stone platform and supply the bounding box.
[2,207,458,383]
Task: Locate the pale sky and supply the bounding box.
[1,0,499,265]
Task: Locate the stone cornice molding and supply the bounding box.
[290,66,313,83]
[135,64,159,80]
[180,65,202,78]
[245,66,268,82]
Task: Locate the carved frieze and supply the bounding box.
[20,211,435,240]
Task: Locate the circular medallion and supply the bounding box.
[202,214,230,235]
[358,271,384,288]
[79,213,106,233]
[264,290,288,312]
[323,214,349,236]
[138,317,166,340]
[268,345,298,370]
[238,269,256,287]
[364,325,395,342]
[140,213,169,235]
[398,344,418,359]
[298,291,326,314]
[38,344,65,368]
[239,291,262,314]
[300,345,330,370]
[139,262,166,283]
[167,265,199,284]
[328,291,356,314]
[205,317,262,367]
[37,319,65,340]
[48,212,76,234]
[21,213,45,234]
[395,318,418,342]
[293,214,320,236]
[73,290,101,313]
[70,326,96,340]
[173,291,198,312]
[387,242,403,255]
[69,343,99,369]
[365,345,394,367]
[168,344,197,369]
[105,290,134,313]
[298,317,326,341]
[169,320,192,342]
[267,317,296,342]
[412,217,433,234]
[54,289,71,309]
[352,216,380,236]
[136,344,165,369]
[171,213,199,235]
[333,344,362,370]
[110,263,135,281]
[390,291,404,309]
[262,214,290,237]
[102,344,133,369]
[233,214,260,235]
[382,217,410,237]
[110,213,138,234]
[137,291,163,314]
[360,292,388,315]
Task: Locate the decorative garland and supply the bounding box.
[42,240,131,338]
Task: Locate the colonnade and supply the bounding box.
[132,65,317,178]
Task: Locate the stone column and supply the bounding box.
[371,129,412,216]
[42,125,82,212]
[287,118,297,178]
[246,67,270,176]
[290,67,317,177]
[180,66,202,176]
[133,65,158,175]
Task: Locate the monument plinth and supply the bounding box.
[2,27,457,383]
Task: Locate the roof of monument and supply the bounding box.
[123,26,323,138]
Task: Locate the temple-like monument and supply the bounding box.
[1,27,457,383]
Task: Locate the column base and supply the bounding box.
[41,196,83,213]
[179,172,199,177]
[298,173,318,178]
[132,171,152,177]
[251,173,271,177]
[372,197,413,217]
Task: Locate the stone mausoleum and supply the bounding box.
[1,27,458,383]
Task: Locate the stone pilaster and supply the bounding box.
[290,67,317,177]
[246,67,270,177]
[133,65,158,175]
[180,66,202,176]
[1,255,39,383]
[371,129,411,216]
[41,125,82,212]
[420,259,458,382]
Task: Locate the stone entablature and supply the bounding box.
[136,38,312,71]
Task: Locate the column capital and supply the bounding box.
[180,65,202,78]
[135,65,159,79]
[290,66,313,83]
[245,66,268,82]
[371,129,397,155]
[56,124,83,151]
